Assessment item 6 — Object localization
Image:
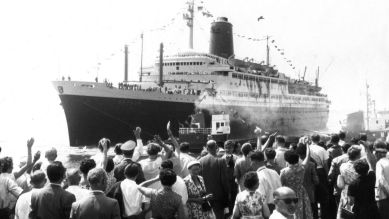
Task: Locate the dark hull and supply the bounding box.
[60,94,329,146]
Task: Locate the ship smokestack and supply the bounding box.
[124,45,128,82]
[209,17,234,59]
[159,43,164,87]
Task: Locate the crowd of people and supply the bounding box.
[1,124,389,219]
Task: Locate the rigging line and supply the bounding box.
[82,101,155,138]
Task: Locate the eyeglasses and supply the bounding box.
[277,198,298,204]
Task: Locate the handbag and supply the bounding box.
[340,198,354,219]
[201,201,213,212]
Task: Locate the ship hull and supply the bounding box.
[59,92,329,146]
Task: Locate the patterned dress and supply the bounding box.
[235,190,266,219]
[184,175,211,219]
[280,165,313,219]
[337,161,359,218]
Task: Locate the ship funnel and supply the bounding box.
[209,17,234,59]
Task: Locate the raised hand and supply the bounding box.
[33,151,41,163]
[167,121,173,136]
[134,127,141,139]
[27,137,35,148]
[254,126,262,135]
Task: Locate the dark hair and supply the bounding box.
[350,137,359,145]
[318,141,326,149]
[114,143,123,155]
[311,134,320,143]
[179,142,190,153]
[161,160,173,170]
[295,143,307,158]
[122,150,134,157]
[347,147,361,161]
[339,131,346,140]
[47,161,66,183]
[359,133,367,141]
[147,143,160,156]
[241,143,252,156]
[249,151,265,162]
[159,169,177,186]
[105,157,115,173]
[330,134,340,144]
[284,150,299,165]
[374,140,387,150]
[243,171,259,190]
[79,159,96,175]
[341,143,352,153]
[124,163,139,178]
[0,157,13,173]
[289,143,297,151]
[224,140,234,149]
[264,148,276,160]
[276,136,286,144]
[353,159,369,176]
[30,170,46,186]
[98,138,111,152]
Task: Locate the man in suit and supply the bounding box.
[70,168,120,219]
[29,161,76,219]
[199,140,230,219]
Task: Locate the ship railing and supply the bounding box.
[179,128,212,134]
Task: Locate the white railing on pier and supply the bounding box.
[179,128,212,134]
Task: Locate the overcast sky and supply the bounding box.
[0,0,388,146]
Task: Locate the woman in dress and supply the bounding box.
[184,160,214,219]
[138,168,186,219]
[280,138,313,219]
[79,158,96,189]
[232,171,270,219]
[336,145,361,219]
[104,157,116,193]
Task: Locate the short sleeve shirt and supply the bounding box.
[0,173,23,209]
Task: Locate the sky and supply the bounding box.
[0,0,388,148]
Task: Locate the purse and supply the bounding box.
[201,201,212,212]
[340,198,354,219]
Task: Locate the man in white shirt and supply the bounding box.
[120,163,148,218]
[177,142,196,178]
[250,151,282,213]
[15,170,46,219]
[309,134,331,219]
[270,187,297,219]
[374,140,389,219]
[139,143,163,180]
[274,136,289,169]
[65,168,90,201]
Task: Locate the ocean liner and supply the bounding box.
[53,15,330,146]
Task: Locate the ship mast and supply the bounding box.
[124,45,128,82]
[184,0,195,49]
[140,33,144,82]
[366,81,370,130]
[266,35,270,66]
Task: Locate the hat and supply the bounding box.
[187,160,200,169]
[121,140,136,151]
